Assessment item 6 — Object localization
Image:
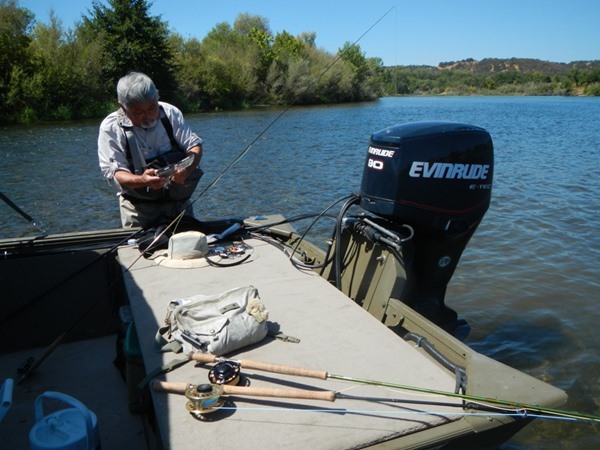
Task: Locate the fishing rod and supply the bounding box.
[152,380,460,409]
[11,206,185,382]
[151,380,468,416]
[11,207,329,383]
[14,229,152,384]
[11,6,397,382]
[131,7,398,261]
[128,7,397,256]
[13,205,199,383]
[0,190,46,234]
[149,381,598,423]
[184,6,397,212]
[151,379,596,424]
[189,353,600,424]
[153,380,335,401]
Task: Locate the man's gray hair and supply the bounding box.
[117,72,159,109]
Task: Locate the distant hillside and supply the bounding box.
[428,58,600,75]
[383,58,600,96]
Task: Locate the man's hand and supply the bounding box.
[169,151,200,185]
[169,166,191,185]
[143,168,169,190]
[115,168,168,190]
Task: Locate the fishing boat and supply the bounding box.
[0,121,581,449]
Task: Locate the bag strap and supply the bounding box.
[155,325,183,353]
[159,109,181,151]
[124,128,148,175]
[137,355,191,391]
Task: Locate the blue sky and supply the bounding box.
[19,0,600,66]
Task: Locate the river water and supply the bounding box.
[1,97,599,448]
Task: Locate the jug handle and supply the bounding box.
[34,391,94,450]
[0,378,13,423]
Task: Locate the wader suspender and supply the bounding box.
[124,106,181,175]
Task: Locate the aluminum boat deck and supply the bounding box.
[117,232,463,449]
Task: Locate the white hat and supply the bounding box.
[153,231,210,269]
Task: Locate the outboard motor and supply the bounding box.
[359,121,493,328]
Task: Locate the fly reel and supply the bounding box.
[184,383,224,415]
[183,362,241,416]
[208,361,241,385]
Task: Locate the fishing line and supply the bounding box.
[153,379,597,425]
[194,405,593,423]
[190,353,600,424]
[9,6,396,382]
[0,227,148,326]
[132,7,396,254]
[142,7,396,256]
[184,6,397,210]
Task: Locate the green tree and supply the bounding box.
[29,12,108,119]
[312,48,353,103]
[82,0,176,100]
[337,42,382,101]
[0,0,35,122]
[273,31,304,61]
[1,7,419,123]
[338,41,369,100]
[265,30,310,103]
[364,56,385,98]
[170,34,207,110]
[29,12,69,118]
[198,20,258,109]
[241,16,274,100]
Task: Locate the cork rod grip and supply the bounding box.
[151,380,189,394]
[223,385,336,402]
[189,353,329,380]
[151,380,336,402]
[239,359,328,380]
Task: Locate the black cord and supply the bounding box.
[288,195,356,263]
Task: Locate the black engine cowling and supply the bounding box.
[360,121,493,234]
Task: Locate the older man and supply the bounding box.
[98,72,203,227]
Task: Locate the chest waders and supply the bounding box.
[122,107,202,203]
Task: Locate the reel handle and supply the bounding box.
[190,353,329,380]
[152,380,336,402]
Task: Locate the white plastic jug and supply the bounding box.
[29,391,100,450]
